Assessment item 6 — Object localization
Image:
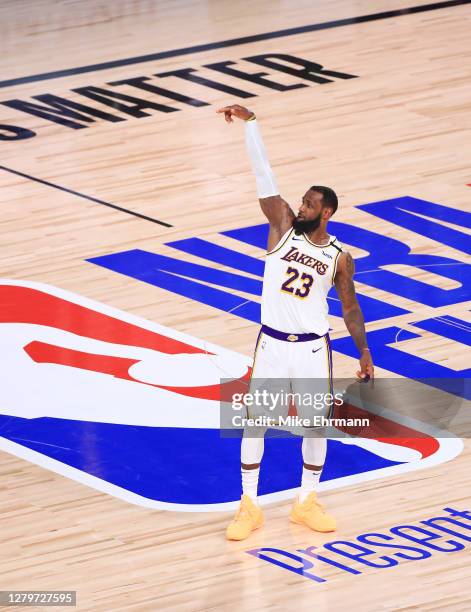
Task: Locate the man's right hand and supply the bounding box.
[216,104,254,123]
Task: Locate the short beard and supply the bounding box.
[292,213,321,234]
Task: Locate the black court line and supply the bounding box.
[1,0,470,89]
[0,165,173,228]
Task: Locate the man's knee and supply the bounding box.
[243,426,267,439]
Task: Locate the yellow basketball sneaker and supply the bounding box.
[290,492,336,532]
[226,494,264,540]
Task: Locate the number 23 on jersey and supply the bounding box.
[280,266,314,299]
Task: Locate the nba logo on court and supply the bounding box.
[0,280,462,511]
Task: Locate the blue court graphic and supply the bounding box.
[0,414,402,505]
[88,196,471,394]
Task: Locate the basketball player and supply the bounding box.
[216,104,374,541]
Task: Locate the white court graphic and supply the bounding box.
[0,279,463,512]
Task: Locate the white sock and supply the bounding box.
[299,467,321,503]
[302,437,327,466]
[299,437,326,503]
[242,467,260,503]
[241,433,265,464]
[240,430,265,504]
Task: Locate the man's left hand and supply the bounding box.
[357,349,374,382]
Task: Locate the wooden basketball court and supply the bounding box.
[1,0,470,609]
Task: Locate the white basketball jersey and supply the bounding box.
[261,228,343,335]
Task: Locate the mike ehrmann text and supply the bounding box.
[232,415,370,428]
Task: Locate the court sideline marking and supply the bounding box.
[1,0,470,89]
[0,165,173,228]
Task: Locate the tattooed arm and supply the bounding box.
[334,251,374,380]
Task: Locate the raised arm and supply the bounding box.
[334,251,374,381]
[217,104,295,250]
